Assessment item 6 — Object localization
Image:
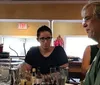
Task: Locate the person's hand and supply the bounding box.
[20,62,32,81]
[21,62,32,72]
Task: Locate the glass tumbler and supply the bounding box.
[50,67,57,84]
[0,58,11,85]
[57,67,69,85]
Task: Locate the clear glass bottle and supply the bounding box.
[31,68,36,85]
[57,67,68,85]
[35,67,42,85]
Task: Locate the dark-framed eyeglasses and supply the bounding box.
[38,37,52,42]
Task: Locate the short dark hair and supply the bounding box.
[37,25,52,37]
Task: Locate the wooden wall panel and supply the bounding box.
[0,3,86,36]
[0,4,84,19]
[0,22,49,36]
[53,22,87,38]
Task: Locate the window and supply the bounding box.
[64,36,97,59]
[3,36,40,56]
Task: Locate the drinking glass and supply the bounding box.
[57,67,69,85]
[50,67,57,84]
[0,58,11,85]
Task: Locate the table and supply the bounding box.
[69,60,82,78]
[68,60,82,85]
[0,58,24,65]
[66,83,74,85]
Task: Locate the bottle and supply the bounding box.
[36,67,42,85]
[53,79,57,85]
[31,68,36,85]
[41,79,46,85]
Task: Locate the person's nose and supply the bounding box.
[82,21,88,28]
[44,39,48,43]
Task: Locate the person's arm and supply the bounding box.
[60,63,69,69]
[24,47,35,72]
[81,46,91,76]
[56,46,69,68]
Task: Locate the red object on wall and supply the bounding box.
[54,35,64,47]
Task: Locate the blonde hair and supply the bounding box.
[81,2,100,19]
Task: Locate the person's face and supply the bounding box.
[82,5,100,41]
[37,31,52,50]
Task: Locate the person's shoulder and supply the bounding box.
[30,46,38,49]
[29,46,39,51]
[55,46,63,50]
[84,45,91,54]
[85,45,91,49]
[86,45,91,48]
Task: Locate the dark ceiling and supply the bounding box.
[0,0,89,3]
[5,0,89,1]
[0,0,98,4]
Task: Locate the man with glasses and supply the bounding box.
[81,2,100,85]
[24,25,68,74]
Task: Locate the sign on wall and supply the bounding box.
[18,23,28,29]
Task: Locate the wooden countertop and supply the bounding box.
[69,61,82,73]
[68,60,82,79]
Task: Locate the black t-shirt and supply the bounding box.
[25,46,68,74]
